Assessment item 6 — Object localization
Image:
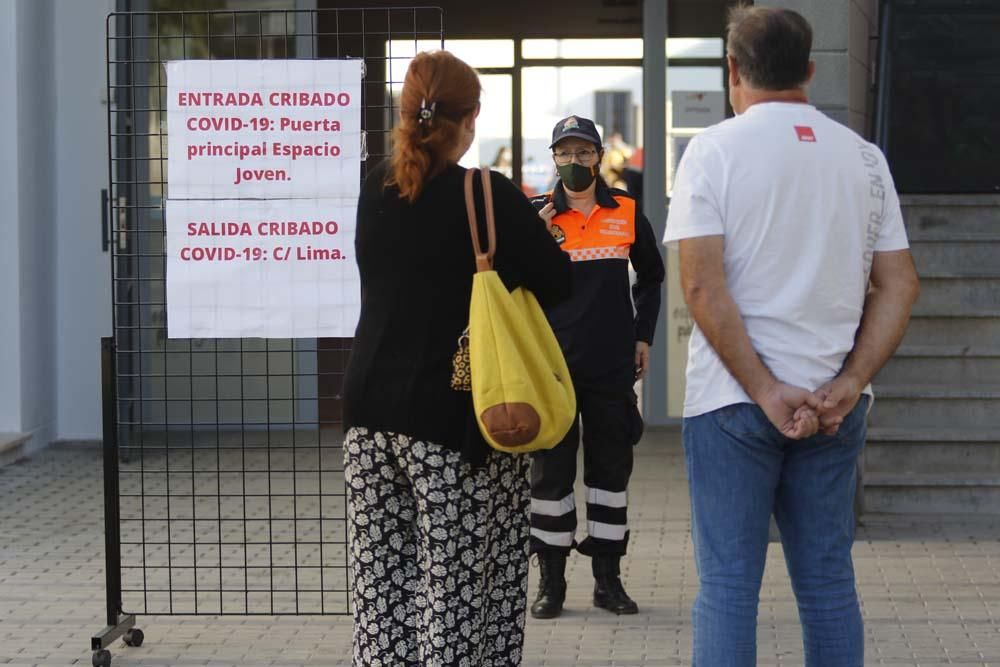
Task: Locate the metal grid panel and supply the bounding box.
[105,7,443,616]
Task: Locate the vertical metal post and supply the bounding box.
[642,0,670,425]
[294,0,318,59]
[102,337,121,628]
[512,39,524,188]
[873,0,892,150]
[92,337,135,654]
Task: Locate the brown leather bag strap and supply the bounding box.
[464,167,496,272]
[479,166,497,259]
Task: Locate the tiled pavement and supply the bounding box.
[2,433,1000,666]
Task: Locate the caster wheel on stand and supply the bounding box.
[124,628,144,647]
[92,649,112,667]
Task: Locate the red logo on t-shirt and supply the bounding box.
[795,126,817,142]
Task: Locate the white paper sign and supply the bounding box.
[164,60,363,339]
[166,60,363,200]
[166,198,360,339]
[671,90,725,129]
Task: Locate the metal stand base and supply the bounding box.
[91,613,136,651]
[91,614,141,666]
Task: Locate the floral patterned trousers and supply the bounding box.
[344,427,531,667]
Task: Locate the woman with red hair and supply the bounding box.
[343,51,571,665]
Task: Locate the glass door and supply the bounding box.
[387,39,515,176]
[519,39,643,197]
[514,37,725,419]
[521,64,644,197]
[517,37,725,198]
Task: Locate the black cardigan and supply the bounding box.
[343,161,572,465]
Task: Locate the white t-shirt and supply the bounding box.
[663,102,910,418]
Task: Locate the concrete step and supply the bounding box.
[901,195,1000,241]
[865,427,1000,475]
[902,315,1000,347]
[874,346,1000,385]
[869,385,1000,428]
[868,426,1000,442]
[867,472,1000,486]
[0,433,31,467]
[870,196,999,515]
[864,424,1000,514]
[863,473,1000,514]
[910,240,1000,278]
[910,277,1000,317]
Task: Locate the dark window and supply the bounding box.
[886,3,1000,193]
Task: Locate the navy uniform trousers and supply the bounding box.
[529,385,639,557]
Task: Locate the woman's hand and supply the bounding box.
[634,341,651,380]
[538,202,557,229]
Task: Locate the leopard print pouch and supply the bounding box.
[450,328,471,391]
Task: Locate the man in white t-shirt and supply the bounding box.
[663,7,920,666]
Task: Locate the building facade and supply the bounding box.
[1,0,996,514]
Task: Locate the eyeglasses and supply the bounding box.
[552,148,599,165]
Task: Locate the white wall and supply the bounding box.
[0,1,22,434]
[757,0,876,137]
[756,0,850,126]
[849,0,878,137]
[16,0,58,449]
[0,0,113,447]
[54,0,114,440]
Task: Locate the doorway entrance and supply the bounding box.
[388,36,724,200]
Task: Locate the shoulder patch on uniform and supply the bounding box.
[549,223,566,245]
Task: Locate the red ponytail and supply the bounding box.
[387,51,481,203]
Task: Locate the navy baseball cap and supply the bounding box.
[549,115,603,149]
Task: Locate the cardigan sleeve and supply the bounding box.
[485,170,572,309]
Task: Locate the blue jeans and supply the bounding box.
[683,396,869,667]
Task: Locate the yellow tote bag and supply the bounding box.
[463,167,576,454]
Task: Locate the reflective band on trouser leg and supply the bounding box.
[530,492,576,549]
[530,527,575,548]
[586,485,627,508]
[584,485,628,544]
[531,493,576,517]
[587,520,629,541]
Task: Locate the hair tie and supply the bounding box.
[417,98,437,124]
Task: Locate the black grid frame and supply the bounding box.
[99,5,444,635]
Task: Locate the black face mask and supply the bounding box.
[557,162,598,192]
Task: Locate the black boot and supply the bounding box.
[530,552,567,619]
[592,555,639,615]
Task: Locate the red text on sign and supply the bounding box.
[185,221,341,237]
[234,168,287,184]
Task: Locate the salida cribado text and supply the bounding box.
[180,220,346,263]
